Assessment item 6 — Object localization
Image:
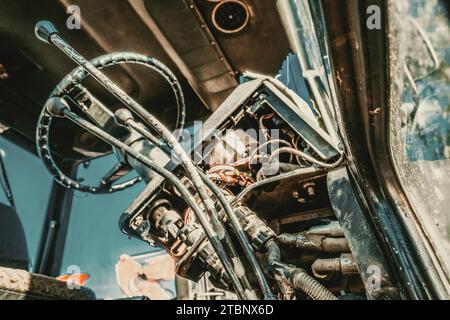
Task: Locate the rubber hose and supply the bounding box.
[265,240,281,271]
[289,268,338,300]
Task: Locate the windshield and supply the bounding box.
[279,0,340,141]
[60,154,175,299]
[0,136,52,269]
[388,0,450,276]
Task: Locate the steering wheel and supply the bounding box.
[36,52,186,194]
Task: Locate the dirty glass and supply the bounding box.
[389,0,450,275]
[282,0,341,141]
[0,136,52,269]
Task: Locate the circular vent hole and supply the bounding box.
[212,0,250,34]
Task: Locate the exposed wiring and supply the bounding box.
[207,165,254,187]
[259,113,274,142]
[123,114,269,299]
[291,136,304,166]
[230,154,269,168]
[269,147,344,169]
[248,139,293,170]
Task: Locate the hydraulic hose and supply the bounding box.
[266,240,337,300]
[265,240,281,272]
[200,173,277,300]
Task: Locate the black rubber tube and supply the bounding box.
[200,175,276,300]
[265,240,336,300]
[36,52,186,194]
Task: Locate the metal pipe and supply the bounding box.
[278,233,350,253]
[311,254,359,280]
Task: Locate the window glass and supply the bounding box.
[389,0,450,274]
[60,154,166,299]
[280,0,341,140]
[0,136,52,268]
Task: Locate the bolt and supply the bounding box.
[132,216,143,228]
[342,258,351,265]
[303,182,316,197]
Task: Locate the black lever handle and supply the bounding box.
[45,97,70,117]
[35,20,59,44]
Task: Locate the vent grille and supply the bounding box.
[212,0,250,34]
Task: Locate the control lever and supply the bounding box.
[35,21,59,43]
[44,96,248,300]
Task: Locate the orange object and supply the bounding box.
[56,273,90,286]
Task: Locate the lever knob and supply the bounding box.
[35,21,59,44]
[115,109,134,126]
[45,97,70,117]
